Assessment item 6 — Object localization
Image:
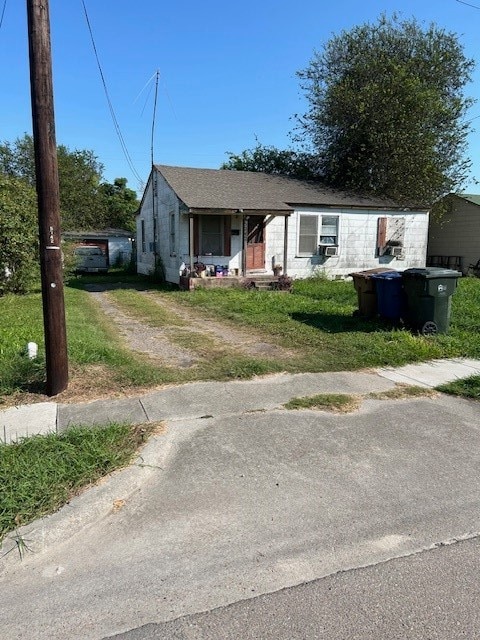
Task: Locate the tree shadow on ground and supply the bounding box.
[290,311,400,334]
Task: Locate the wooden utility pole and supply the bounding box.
[26,0,68,396]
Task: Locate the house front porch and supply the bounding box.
[179,273,287,291]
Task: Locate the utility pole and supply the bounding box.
[26,0,68,396]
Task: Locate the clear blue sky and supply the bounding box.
[1,0,480,196]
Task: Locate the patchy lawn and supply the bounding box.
[1,274,479,403]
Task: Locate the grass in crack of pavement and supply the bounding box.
[0,423,155,543]
[437,375,480,400]
[368,384,438,400]
[283,393,361,413]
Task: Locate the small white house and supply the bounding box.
[428,193,480,273]
[137,165,429,285]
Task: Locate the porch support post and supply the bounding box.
[189,214,195,272]
[242,215,248,275]
[283,214,289,275]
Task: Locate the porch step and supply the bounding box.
[244,276,280,291]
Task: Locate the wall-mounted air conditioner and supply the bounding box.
[320,245,338,257]
[385,246,403,258]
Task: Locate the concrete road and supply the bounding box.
[1,391,480,639]
[107,536,480,639]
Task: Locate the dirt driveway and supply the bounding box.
[85,284,294,369]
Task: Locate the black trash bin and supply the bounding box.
[370,271,406,322]
[349,268,395,317]
[402,267,462,335]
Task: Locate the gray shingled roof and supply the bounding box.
[155,165,410,212]
[455,193,480,207]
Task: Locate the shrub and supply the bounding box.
[0,175,40,295]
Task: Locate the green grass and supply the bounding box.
[283,393,360,412]
[0,287,178,397]
[166,277,480,371]
[2,275,480,399]
[368,385,438,400]
[109,289,288,382]
[108,289,187,327]
[437,375,480,400]
[0,423,154,542]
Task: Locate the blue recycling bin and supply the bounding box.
[371,271,406,321]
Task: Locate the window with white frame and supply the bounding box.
[319,216,339,246]
[298,214,318,255]
[298,214,339,255]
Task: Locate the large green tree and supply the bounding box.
[98,177,138,232]
[221,142,320,179]
[295,14,475,205]
[0,134,138,231]
[0,175,39,294]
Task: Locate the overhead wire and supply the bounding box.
[456,0,480,8]
[80,0,144,186]
[0,0,8,32]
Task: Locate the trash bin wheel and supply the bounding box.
[421,321,438,336]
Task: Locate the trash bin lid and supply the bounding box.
[348,267,396,279]
[370,270,403,280]
[403,267,462,279]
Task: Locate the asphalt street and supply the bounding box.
[1,371,480,640]
[107,536,480,640]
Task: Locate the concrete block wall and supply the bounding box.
[266,208,428,279]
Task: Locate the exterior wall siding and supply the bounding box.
[138,169,429,283]
[428,199,480,272]
[137,173,182,281]
[267,207,428,279]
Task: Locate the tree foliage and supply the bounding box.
[0,175,39,294]
[295,14,475,205]
[221,143,320,180]
[0,134,138,231]
[98,177,138,232]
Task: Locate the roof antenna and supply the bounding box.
[151,70,160,169]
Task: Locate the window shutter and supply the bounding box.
[377,217,387,254]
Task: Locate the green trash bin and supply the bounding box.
[349,268,395,317]
[402,267,462,335]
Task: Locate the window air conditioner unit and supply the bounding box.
[386,246,403,258]
[321,245,338,257]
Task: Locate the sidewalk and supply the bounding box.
[1,358,479,443]
[2,358,480,639]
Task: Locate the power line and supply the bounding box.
[0,0,8,32]
[80,0,144,186]
[456,0,480,8]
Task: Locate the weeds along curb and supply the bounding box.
[0,424,164,574]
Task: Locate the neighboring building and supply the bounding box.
[428,193,480,274]
[62,229,134,268]
[137,165,429,285]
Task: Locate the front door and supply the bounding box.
[246,216,265,270]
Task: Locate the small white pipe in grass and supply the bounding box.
[27,342,38,359]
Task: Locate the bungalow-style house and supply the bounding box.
[136,165,429,286]
[427,193,480,274]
